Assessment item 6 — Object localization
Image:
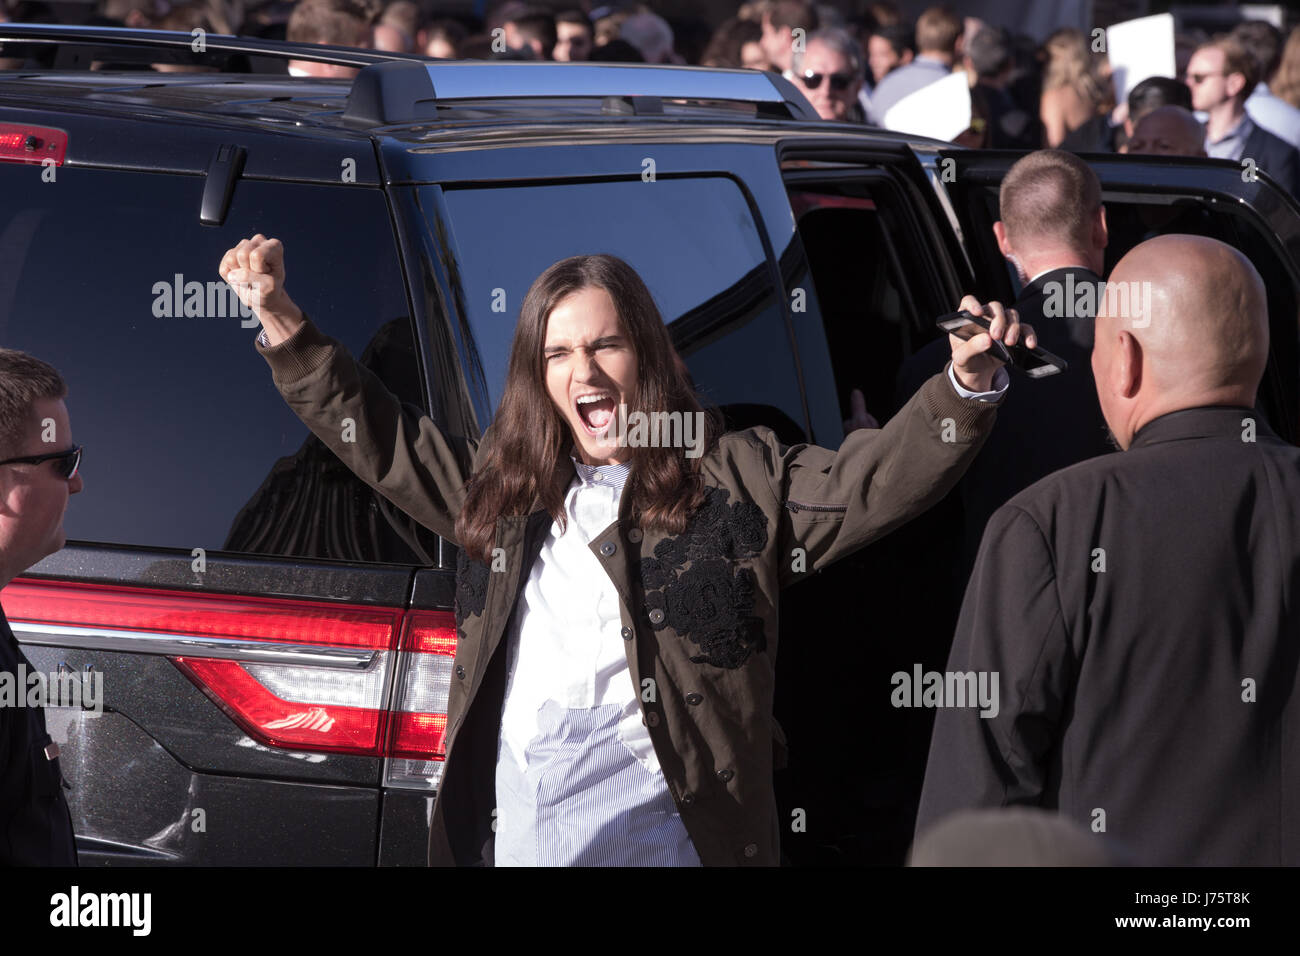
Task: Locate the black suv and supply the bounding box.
[2,24,1298,866]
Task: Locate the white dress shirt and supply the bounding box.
[493,455,700,866]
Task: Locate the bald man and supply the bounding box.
[916,235,1300,865]
[1125,105,1207,157]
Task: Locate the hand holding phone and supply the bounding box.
[937,306,1066,380]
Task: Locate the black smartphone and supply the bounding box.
[936,310,1067,379]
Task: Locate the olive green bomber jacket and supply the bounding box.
[256,316,1000,867]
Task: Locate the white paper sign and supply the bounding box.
[881,71,972,141]
[1106,13,1177,106]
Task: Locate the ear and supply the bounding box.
[900,49,914,65]
[993,220,1013,259]
[1095,204,1109,250]
[1226,71,1246,100]
[1115,329,1142,399]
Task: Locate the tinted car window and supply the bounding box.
[437,176,808,443]
[0,167,438,564]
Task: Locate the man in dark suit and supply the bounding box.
[897,149,1114,574]
[916,234,1300,865]
[1188,35,1300,198]
[0,348,82,866]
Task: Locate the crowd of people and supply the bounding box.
[5,1,1300,184]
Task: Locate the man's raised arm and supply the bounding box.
[219,234,475,543]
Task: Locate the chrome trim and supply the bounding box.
[11,623,378,669]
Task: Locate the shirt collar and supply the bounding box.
[570,453,631,492]
[1209,112,1253,146]
[1024,264,1095,287]
[1129,405,1270,450]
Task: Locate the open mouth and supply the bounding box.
[575,392,617,435]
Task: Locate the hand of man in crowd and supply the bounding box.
[948,295,1035,392]
[218,235,304,345]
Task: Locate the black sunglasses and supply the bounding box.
[0,444,82,479]
[801,69,855,92]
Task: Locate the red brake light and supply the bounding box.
[0,123,68,166]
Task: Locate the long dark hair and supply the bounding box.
[454,254,723,563]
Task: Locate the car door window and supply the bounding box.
[435,176,808,444]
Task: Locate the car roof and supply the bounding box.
[0,24,953,181]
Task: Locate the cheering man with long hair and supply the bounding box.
[219,234,1029,866]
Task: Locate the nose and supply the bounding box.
[69,473,83,495]
[574,347,603,381]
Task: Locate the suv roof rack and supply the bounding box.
[342,60,818,125]
[0,23,428,71]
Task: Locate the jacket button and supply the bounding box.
[620,626,633,641]
[646,711,660,727]
[455,665,466,679]
[628,528,643,543]
[681,791,695,806]
[743,843,757,858]
[599,541,616,557]
[648,608,665,625]
[686,693,703,705]
[716,768,734,782]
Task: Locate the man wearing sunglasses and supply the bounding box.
[787,27,865,123]
[0,348,83,865]
[1186,35,1299,198]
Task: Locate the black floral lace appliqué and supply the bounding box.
[454,548,491,640]
[638,487,770,669]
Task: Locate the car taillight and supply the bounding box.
[3,580,405,756]
[0,122,68,166]
[5,579,457,788]
[385,610,457,790]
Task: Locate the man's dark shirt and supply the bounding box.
[916,406,1300,864]
[0,603,78,865]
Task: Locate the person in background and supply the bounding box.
[867,5,960,126]
[787,26,864,122]
[503,6,556,60]
[963,26,1035,149]
[620,11,676,64]
[700,16,766,70]
[897,150,1113,577]
[1126,104,1205,157]
[425,17,467,59]
[285,0,378,77]
[1232,19,1300,151]
[1271,26,1300,111]
[553,9,593,62]
[759,0,817,75]
[372,0,419,54]
[1186,35,1300,197]
[866,21,913,85]
[1039,27,1110,148]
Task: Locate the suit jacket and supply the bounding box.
[1243,121,1300,198]
[0,605,78,866]
[898,267,1114,574]
[257,316,1001,866]
[916,406,1300,865]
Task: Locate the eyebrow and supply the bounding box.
[543,335,626,355]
